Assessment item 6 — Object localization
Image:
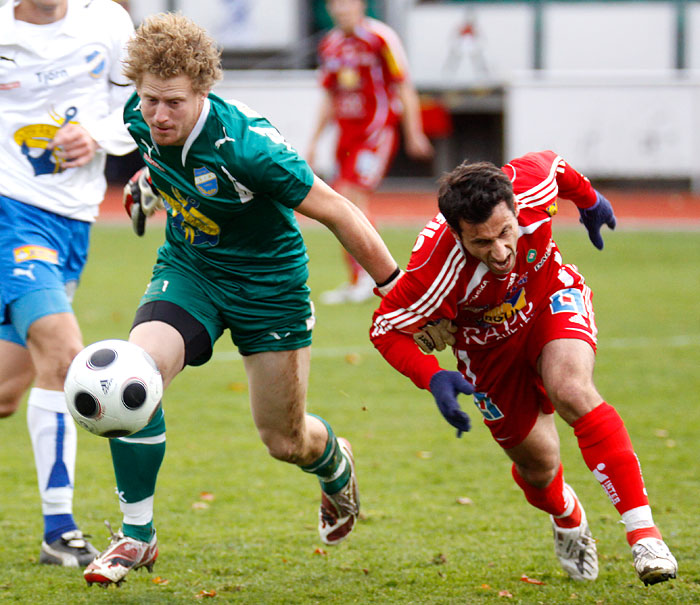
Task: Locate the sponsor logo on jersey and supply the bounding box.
[160,186,220,246]
[14,108,76,175]
[142,152,164,172]
[482,288,526,324]
[194,167,218,196]
[13,245,59,264]
[0,81,20,90]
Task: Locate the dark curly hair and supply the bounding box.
[437,161,515,235]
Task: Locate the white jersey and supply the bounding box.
[0,0,136,222]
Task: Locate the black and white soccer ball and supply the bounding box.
[64,339,163,438]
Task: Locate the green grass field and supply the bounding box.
[0,223,698,604]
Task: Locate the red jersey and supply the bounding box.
[370,151,598,391]
[318,17,408,142]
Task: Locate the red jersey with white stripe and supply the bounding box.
[370,151,598,391]
[318,17,408,143]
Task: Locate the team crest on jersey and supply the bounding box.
[527,249,537,262]
[85,50,106,79]
[194,167,218,196]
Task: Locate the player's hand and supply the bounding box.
[123,168,164,236]
[578,190,616,250]
[49,124,98,169]
[413,319,457,353]
[428,370,473,437]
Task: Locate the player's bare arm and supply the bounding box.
[295,176,399,285]
[397,81,433,160]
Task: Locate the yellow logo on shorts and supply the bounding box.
[13,245,59,264]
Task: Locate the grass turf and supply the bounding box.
[0,224,697,603]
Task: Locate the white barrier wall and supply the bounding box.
[506,73,700,183]
[543,3,677,71]
[214,71,337,178]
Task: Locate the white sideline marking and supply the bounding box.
[211,334,698,362]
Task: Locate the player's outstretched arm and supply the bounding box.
[296,176,400,287]
[429,371,474,438]
[578,190,617,250]
[123,168,164,236]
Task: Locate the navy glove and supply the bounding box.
[428,370,474,437]
[578,190,617,250]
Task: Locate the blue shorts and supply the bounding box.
[0,195,90,345]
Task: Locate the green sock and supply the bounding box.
[122,522,154,543]
[300,414,350,494]
[109,408,166,541]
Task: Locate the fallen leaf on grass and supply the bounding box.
[345,353,361,365]
[227,382,247,392]
[313,547,327,556]
[654,429,669,438]
[416,450,432,459]
[362,568,370,575]
[152,576,169,585]
[199,492,215,501]
[431,553,447,565]
[195,589,217,598]
[479,584,491,590]
[665,439,676,448]
[498,589,513,598]
[192,501,209,510]
[456,496,473,505]
[520,574,545,585]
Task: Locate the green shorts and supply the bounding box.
[137,262,314,364]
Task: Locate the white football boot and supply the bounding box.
[318,438,360,545]
[632,537,678,585]
[550,486,598,581]
[84,522,158,586]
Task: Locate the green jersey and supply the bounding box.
[124,92,315,289]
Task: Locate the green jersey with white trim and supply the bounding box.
[124,92,314,286]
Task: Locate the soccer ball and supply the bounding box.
[64,339,163,438]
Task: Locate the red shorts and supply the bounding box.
[334,124,398,191]
[457,285,597,449]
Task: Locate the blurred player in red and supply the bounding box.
[370,151,678,585]
[307,0,433,304]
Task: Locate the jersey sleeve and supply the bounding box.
[372,20,409,83]
[505,150,597,211]
[229,109,315,208]
[370,217,462,390]
[78,1,136,156]
[554,157,598,209]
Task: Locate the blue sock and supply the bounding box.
[44,513,77,543]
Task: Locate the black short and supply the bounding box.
[132,300,212,366]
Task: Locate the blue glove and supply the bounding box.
[578,190,617,250]
[428,370,474,437]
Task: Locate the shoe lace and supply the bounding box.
[104,520,123,544]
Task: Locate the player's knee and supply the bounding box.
[0,391,22,418]
[514,457,560,489]
[548,381,600,424]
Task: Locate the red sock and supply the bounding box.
[573,402,661,544]
[511,463,582,528]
